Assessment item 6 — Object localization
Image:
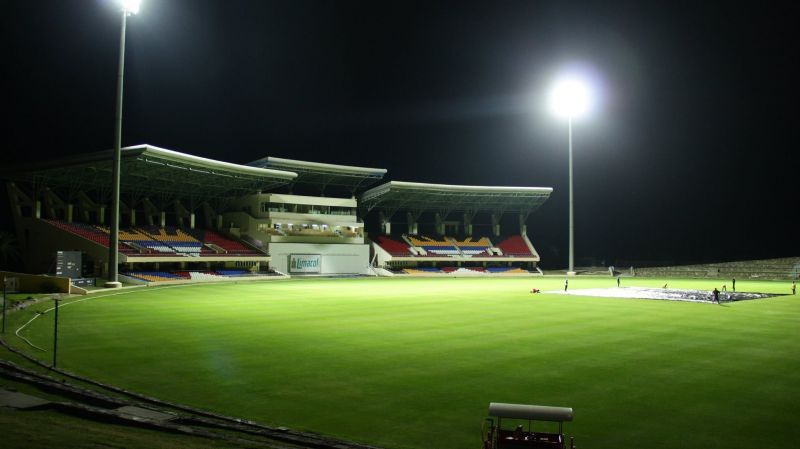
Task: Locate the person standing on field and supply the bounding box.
[792,281,796,295]
[617,276,621,287]
[564,278,569,292]
[732,277,736,292]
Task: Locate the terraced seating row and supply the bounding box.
[374,234,534,258]
[407,235,460,255]
[495,235,532,257]
[402,267,532,275]
[46,220,136,253]
[199,230,261,255]
[125,270,254,282]
[373,235,412,256]
[45,220,263,257]
[452,236,492,256]
[110,226,183,254]
[139,226,206,255]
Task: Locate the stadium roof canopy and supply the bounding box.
[247,157,387,195]
[0,145,297,199]
[359,181,553,217]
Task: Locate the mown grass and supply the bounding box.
[6,277,800,449]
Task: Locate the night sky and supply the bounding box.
[3,0,798,268]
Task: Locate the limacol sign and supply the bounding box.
[289,254,321,273]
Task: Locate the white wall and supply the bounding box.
[269,243,370,275]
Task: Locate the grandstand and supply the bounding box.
[1,145,553,283]
[360,181,552,275]
[1,145,287,280]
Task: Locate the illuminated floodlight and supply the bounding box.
[121,0,141,14]
[545,70,601,275]
[548,76,593,119]
[107,0,141,288]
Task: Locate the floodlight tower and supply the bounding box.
[549,76,593,276]
[106,0,141,288]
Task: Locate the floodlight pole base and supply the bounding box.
[104,281,122,289]
[567,271,577,276]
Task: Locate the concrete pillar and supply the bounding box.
[189,213,195,229]
[159,211,166,228]
[216,214,223,229]
[519,213,527,236]
[463,213,473,236]
[66,204,74,223]
[129,209,136,226]
[35,200,41,219]
[99,206,106,225]
[435,213,445,235]
[491,213,501,237]
[407,212,417,235]
[379,211,391,235]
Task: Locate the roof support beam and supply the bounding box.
[491,212,502,237]
[141,197,160,227]
[6,182,33,220]
[42,188,68,221]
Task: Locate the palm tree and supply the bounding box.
[0,231,21,271]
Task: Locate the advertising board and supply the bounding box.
[289,254,321,273]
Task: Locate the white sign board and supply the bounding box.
[289,254,321,273]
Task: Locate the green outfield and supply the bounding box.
[6,277,800,449]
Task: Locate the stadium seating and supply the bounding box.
[125,269,259,283]
[451,236,493,256]
[377,234,534,258]
[139,226,203,255]
[373,235,413,256]
[46,219,263,257]
[195,230,262,255]
[124,271,186,282]
[407,235,460,255]
[46,220,136,254]
[495,235,533,257]
[402,266,531,275]
[486,267,530,274]
[114,227,179,254]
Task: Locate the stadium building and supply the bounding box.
[1,144,552,284]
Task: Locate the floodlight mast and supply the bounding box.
[567,115,574,275]
[549,76,592,276]
[106,0,140,288]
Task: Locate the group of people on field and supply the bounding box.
[532,276,797,298]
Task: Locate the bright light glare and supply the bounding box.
[121,0,141,14]
[549,77,593,119]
